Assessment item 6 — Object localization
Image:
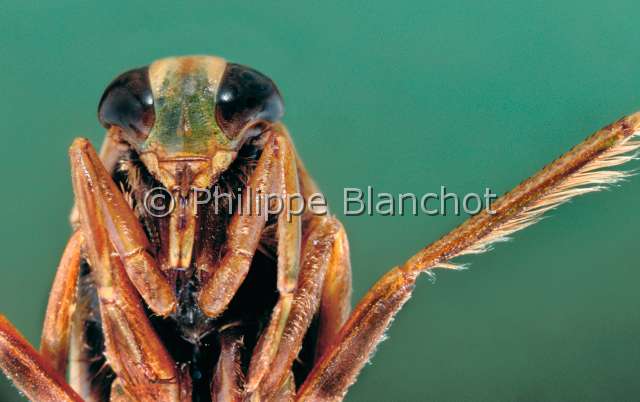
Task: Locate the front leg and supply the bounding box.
[198,127,301,318]
[69,138,176,316]
[198,124,303,320]
[70,138,189,401]
[198,125,303,393]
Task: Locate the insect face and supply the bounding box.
[98,55,284,270]
[98,55,284,192]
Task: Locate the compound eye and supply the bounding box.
[98,66,154,142]
[215,63,284,139]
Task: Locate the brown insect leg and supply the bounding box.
[280,123,321,209]
[70,128,130,228]
[249,217,347,398]
[297,114,640,401]
[111,366,191,402]
[69,138,176,316]
[110,378,137,401]
[244,295,293,392]
[79,222,186,401]
[211,332,244,402]
[296,267,416,402]
[314,220,351,360]
[282,125,353,359]
[267,371,295,402]
[71,138,188,401]
[198,128,301,318]
[245,130,303,391]
[39,230,83,377]
[68,275,106,401]
[0,315,83,402]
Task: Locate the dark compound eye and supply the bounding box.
[98,66,155,141]
[216,63,284,139]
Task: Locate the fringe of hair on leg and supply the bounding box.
[402,112,640,273]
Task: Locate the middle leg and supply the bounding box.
[247,216,351,399]
[39,230,83,377]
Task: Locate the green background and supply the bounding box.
[1,1,639,401]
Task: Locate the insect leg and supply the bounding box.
[243,129,304,391]
[71,138,188,401]
[75,231,186,401]
[314,219,352,360]
[0,315,83,402]
[70,128,131,228]
[198,128,300,318]
[69,138,176,316]
[268,371,296,402]
[248,216,348,398]
[281,127,353,359]
[296,267,414,402]
[211,331,244,402]
[68,263,110,401]
[39,230,83,376]
[298,113,640,401]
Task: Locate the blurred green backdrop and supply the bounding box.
[1,1,640,401]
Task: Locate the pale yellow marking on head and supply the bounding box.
[148,55,227,97]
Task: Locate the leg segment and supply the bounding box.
[0,315,83,402]
[72,138,188,401]
[268,371,295,402]
[211,332,244,402]
[244,130,304,391]
[40,230,83,376]
[68,265,110,401]
[298,113,640,401]
[296,268,416,402]
[70,128,131,229]
[200,127,304,392]
[247,217,349,398]
[198,128,301,318]
[314,222,351,360]
[94,256,187,401]
[69,138,175,316]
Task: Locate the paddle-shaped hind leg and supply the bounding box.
[297,112,640,401]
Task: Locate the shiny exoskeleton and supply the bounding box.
[86,56,315,400]
[1,55,639,402]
